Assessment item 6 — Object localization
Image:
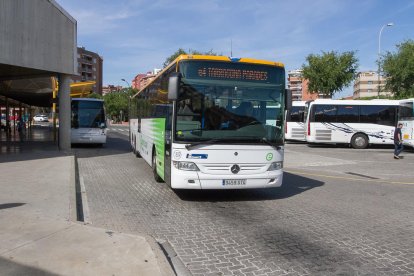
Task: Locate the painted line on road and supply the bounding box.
[284,169,414,185]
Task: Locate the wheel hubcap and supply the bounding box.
[355,137,365,147]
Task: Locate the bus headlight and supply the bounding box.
[268,161,283,171]
[173,161,200,171]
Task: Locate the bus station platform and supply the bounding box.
[0,125,173,276]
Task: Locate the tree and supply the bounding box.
[87,92,103,99]
[301,51,359,98]
[104,92,129,120]
[163,48,218,67]
[382,40,414,99]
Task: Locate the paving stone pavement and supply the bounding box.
[74,132,414,276]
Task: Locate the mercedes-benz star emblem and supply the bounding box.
[230,164,240,174]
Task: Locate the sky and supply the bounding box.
[57,0,414,98]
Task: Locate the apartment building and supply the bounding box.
[132,74,146,90]
[353,71,392,99]
[131,69,162,91]
[287,69,327,101]
[102,85,122,96]
[71,47,103,95]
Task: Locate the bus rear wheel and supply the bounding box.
[152,152,163,183]
[351,133,368,149]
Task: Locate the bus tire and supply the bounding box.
[351,133,368,149]
[152,151,163,183]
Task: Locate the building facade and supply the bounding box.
[102,85,122,96]
[71,47,103,95]
[131,69,162,91]
[287,69,327,101]
[131,74,146,90]
[353,71,392,99]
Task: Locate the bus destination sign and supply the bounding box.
[197,67,268,82]
[181,61,281,84]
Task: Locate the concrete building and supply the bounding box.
[0,0,77,150]
[353,71,392,99]
[132,69,162,91]
[132,74,146,90]
[102,85,122,96]
[72,47,103,95]
[287,69,327,101]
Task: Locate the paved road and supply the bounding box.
[74,131,414,276]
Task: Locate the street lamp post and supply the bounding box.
[121,78,130,90]
[121,79,131,123]
[378,23,394,99]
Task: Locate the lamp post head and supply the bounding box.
[387,23,394,27]
[121,78,126,82]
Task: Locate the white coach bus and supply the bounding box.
[398,98,414,148]
[285,101,306,141]
[129,55,291,189]
[71,98,107,145]
[304,99,400,149]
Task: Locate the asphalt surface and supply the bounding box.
[74,126,414,276]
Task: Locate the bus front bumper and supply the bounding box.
[171,168,283,189]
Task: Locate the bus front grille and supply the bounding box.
[199,164,267,175]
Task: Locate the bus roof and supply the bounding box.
[399,98,414,103]
[307,99,400,106]
[292,101,306,106]
[132,55,284,99]
[174,55,284,68]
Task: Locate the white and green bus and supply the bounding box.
[129,55,290,189]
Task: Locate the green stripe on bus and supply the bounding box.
[152,118,166,180]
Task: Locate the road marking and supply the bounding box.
[284,169,414,185]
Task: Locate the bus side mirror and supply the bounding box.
[285,89,292,111]
[168,72,182,101]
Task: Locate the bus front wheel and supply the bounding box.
[351,133,368,149]
[152,152,163,183]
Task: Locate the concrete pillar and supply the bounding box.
[58,74,71,150]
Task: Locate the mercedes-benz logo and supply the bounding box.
[230,164,240,174]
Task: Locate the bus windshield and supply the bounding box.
[71,100,106,129]
[287,106,305,122]
[399,101,414,120]
[175,61,285,145]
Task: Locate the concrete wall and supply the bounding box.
[0,0,77,75]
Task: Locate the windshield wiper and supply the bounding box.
[185,139,222,150]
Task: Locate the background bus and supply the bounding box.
[398,98,414,148]
[285,101,306,141]
[130,55,289,189]
[71,98,107,145]
[304,99,400,149]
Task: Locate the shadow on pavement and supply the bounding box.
[0,203,26,210]
[175,172,324,202]
[0,256,59,276]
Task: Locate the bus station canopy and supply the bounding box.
[0,78,96,107]
[70,81,95,98]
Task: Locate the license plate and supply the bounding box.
[222,179,247,186]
